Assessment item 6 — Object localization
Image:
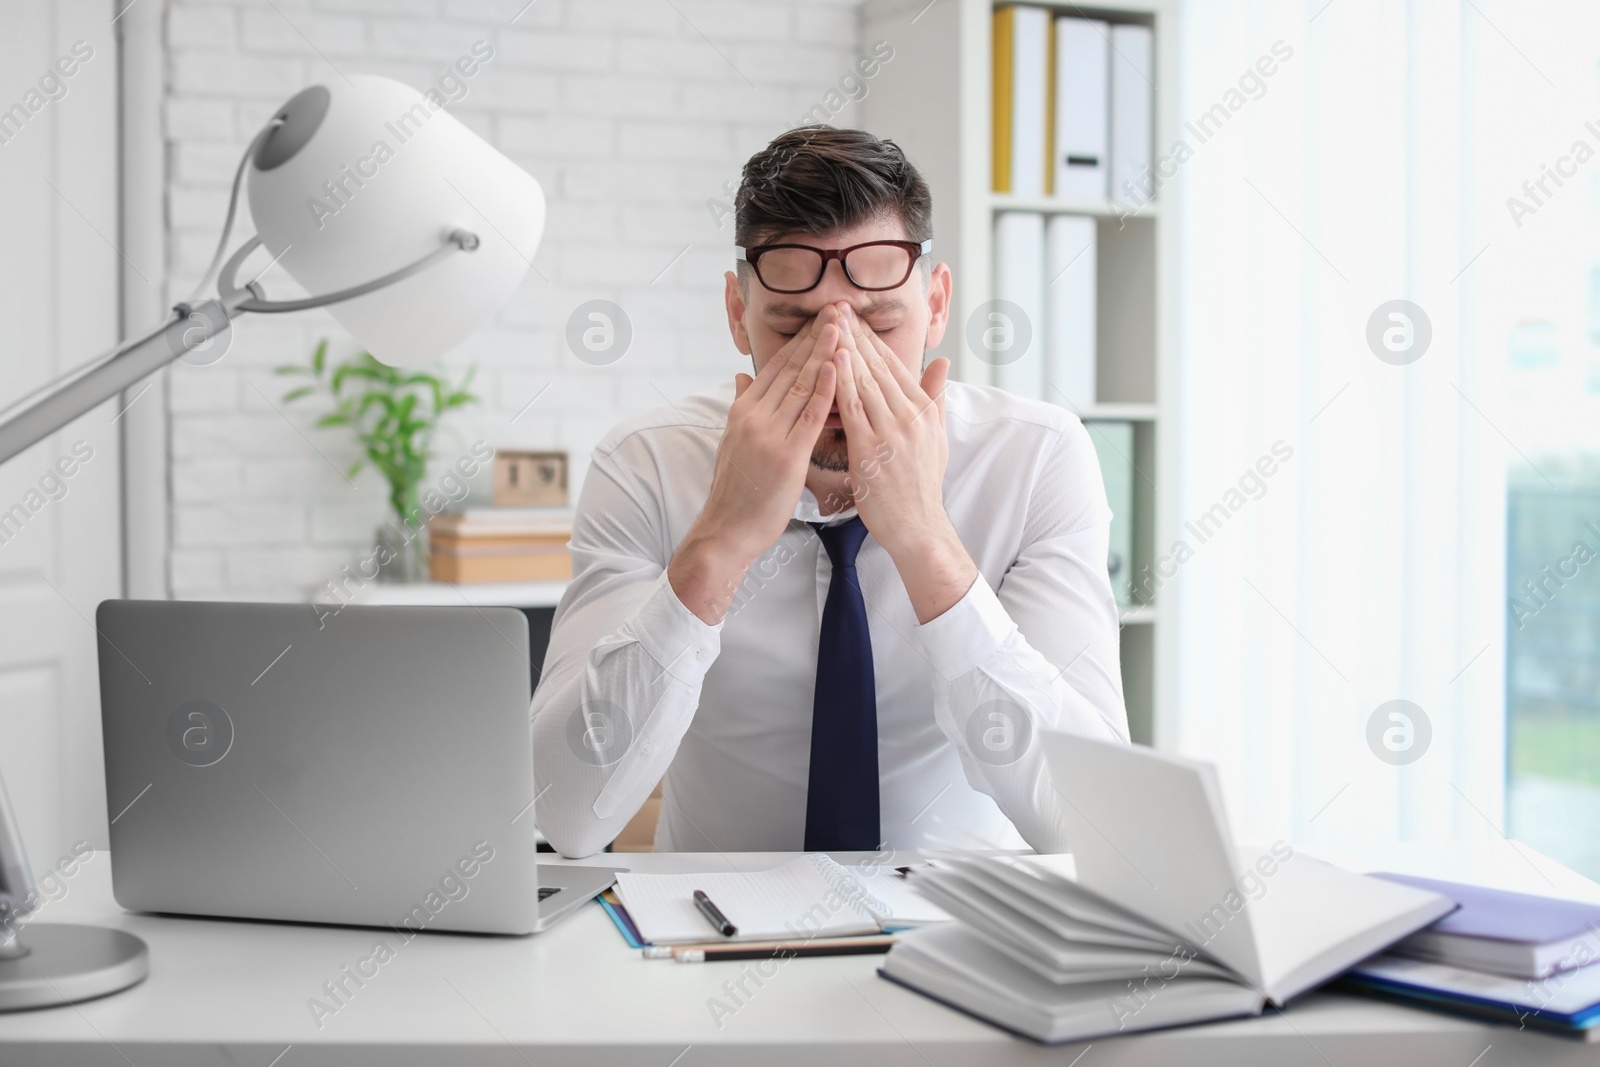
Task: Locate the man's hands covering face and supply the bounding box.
[671,301,969,626]
[827,302,953,560]
[702,300,954,563]
[701,305,842,560]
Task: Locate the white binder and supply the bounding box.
[1053,18,1109,201]
[1109,24,1153,206]
[991,211,1046,399]
[1044,214,1096,411]
[1006,5,1050,197]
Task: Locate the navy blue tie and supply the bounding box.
[804,515,879,852]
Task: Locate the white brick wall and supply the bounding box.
[161,0,866,601]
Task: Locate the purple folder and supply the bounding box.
[1373,872,1600,979]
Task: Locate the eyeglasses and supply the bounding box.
[734,239,933,294]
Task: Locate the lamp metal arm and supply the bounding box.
[0,305,228,468]
[216,229,479,314]
[0,230,476,468]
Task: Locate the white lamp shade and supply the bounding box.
[247,75,543,367]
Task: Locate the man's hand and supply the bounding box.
[712,304,841,556]
[668,306,841,624]
[830,302,978,623]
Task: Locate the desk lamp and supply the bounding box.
[0,74,544,1009]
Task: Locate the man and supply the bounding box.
[532,126,1128,859]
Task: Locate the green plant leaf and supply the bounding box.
[274,364,309,376]
[407,375,445,415]
[301,346,481,526]
[331,363,384,396]
[281,385,315,403]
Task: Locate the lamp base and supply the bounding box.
[0,924,149,1011]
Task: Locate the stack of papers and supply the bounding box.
[612,855,950,946]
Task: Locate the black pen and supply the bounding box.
[693,889,737,937]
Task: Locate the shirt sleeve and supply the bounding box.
[916,417,1130,853]
[530,444,722,858]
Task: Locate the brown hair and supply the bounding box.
[734,125,933,260]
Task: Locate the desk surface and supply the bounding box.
[3,843,1599,1066]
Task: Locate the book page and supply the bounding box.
[811,857,952,927]
[1042,732,1264,984]
[1240,845,1453,1002]
[613,856,881,944]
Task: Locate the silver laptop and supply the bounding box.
[95,599,617,935]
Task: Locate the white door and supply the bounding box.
[0,0,123,872]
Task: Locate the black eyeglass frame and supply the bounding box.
[734,238,934,294]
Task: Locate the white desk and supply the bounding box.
[3,844,1599,1065]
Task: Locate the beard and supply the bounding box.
[810,427,850,473]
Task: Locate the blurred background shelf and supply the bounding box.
[1082,402,1158,422]
[990,193,1159,217]
[1118,605,1158,625]
[864,0,1175,746]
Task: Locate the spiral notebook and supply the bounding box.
[612,855,950,945]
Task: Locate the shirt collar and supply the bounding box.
[794,486,858,525]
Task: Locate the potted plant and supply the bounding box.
[278,340,478,582]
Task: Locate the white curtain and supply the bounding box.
[1167,0,1511,849]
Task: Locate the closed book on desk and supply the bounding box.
[428,509,572,582]
[430,510,573,537]
[428,550,571,583]
[879,734,1455,1043]
[1343,954,1600,1040]
[1372,872,1600,979]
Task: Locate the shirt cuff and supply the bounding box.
[629,569,724,680]
[914,573,1017,683]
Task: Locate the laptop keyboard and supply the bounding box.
[539,886,561,901]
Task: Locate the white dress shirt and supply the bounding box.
[531,378,1129,858]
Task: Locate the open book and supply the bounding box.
[879,732,1455,1043]
[613,854,950,945]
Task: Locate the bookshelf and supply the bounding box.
[989,193,1161,217]
[862,0,1177,745]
